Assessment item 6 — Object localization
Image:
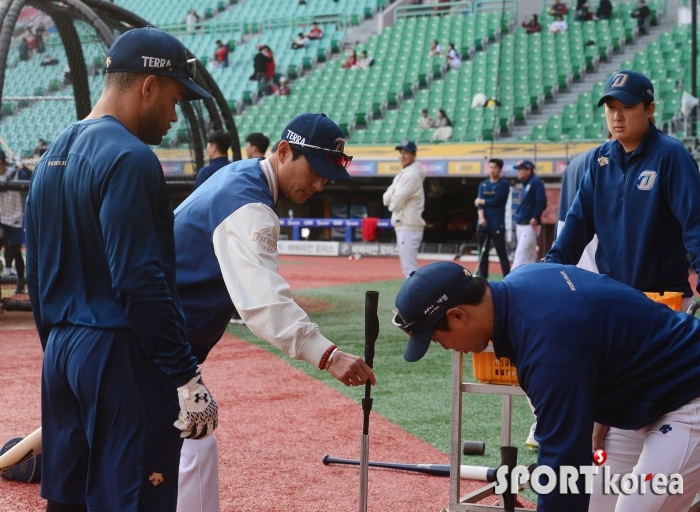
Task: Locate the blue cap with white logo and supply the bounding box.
[105,26,212,101]
[394,262,475,362]
[280,113,353,181]
[514,159,535,170]
[395,140,418,153]
[598,70,654,107]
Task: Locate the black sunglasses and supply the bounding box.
[288,141,353,170]
[155,58,197,81]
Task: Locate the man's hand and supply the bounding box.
[174,368,218,439]
[592,422,609,451]
[326,350,376,387]
[529,217,538,227]
[479,218,488,227]
[474,198,485,207]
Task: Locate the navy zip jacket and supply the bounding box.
[193,156,230,190]
[477,177,510,231]
[490,263,700,511]
[513,173,546,225]
[546,124,700,296]
[25,116,197,386]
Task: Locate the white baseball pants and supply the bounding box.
[177,434,220,512]
[588,397,700,511]
[396,229,423,278]
[513,224,539,269]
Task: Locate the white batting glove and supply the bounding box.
[173,367,218,439]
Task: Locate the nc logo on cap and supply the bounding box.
[334,137,346,153]
[401,139,409,146]
[106,57,111,68]
[611,73,629,88]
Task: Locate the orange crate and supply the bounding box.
[472,344,519,385]
[644,291,683,312]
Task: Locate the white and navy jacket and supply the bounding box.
[174,158,334,364]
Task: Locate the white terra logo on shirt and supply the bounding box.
[250,227,277,253]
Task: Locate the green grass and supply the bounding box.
[226,277,538,473]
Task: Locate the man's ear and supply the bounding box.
[276,140,291,165]
[445,307,465,324]
[141,75,158,100]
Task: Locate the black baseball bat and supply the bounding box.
[323,454,498,482]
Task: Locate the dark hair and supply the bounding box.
[104,72,169,92]
[488,158,504,169]
[438,108,452,126]
[270,140,303,160]
[246,132,270,154]
[532,14,538,22]
[207,131,231,154]
[432,277,489,332]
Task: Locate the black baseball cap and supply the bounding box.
[514,159,535,170]
[105,26,212,101]
[280,113,353,180]
[393,262,475,362]
[598,70,654,107]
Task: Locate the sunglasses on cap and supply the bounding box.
[155,58,197,81]
[288,141,353,170]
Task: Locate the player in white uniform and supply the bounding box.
[172,113,376,511]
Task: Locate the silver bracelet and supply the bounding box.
[326,348,339,370]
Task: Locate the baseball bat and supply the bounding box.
[360,291,379,512]
[0,427,42,473]
[324,454,497,482]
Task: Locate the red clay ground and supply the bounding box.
[11,256,693,511]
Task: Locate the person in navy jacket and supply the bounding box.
[393,261,700,512]
[474,158,511,278]
[512,159,547,268]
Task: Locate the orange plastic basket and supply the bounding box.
[643,291,683,312]
[472,344,519,385]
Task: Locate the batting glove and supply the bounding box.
[173,367,218,439]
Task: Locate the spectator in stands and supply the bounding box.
[0,152,31,294]
[446,43,461,70]
[521,14,541,33]
[549,14,568,32]
[595,0,613,20]
[262,45,276,86]
[431,109,453,142]
[63,65,71,85]
[357,50,374,69]
[194,131,231,191]
[574,0,590,21]
[631,0,651,34]
[245,132,270,159]
[429,39,442,57]
[306,22,323,40]
[33,138,48,157]
[214,40,229,68]
[383,140,426,278]
[184,8,200,33]
[251,45,270,82]
[18,37,30,61]
[342,50,358,69]
[548,0,568,16]
[419,108,436,130]
[291,32,309,50]
[271,76,291,96]
[35,24,45,54]
[40,54,59,66]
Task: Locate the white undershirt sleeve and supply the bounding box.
[212,202,334,367]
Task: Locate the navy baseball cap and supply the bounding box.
[513,159,535,170]
[393,262,474,362]
[395,139,417,153]
[104,26,212,101]
[597,70,654,107]
[280,113,353,180]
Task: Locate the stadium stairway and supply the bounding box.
[506,12,678,141]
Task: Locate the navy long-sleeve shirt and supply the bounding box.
[477,177,510,231]
[25,116,197,386]
[513,173,546,225]
[545,124,700,296]
[490,263,700,511]
[193,156,230,190]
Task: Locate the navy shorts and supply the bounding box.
[41,326,183,511]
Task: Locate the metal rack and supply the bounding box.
[447,350,530,512]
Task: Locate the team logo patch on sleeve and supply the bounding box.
[598,156,609,166]
[250,227,278,253]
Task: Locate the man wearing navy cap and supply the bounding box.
[512,159,547,269]
[172,112,376,512]
[393,261,700,512]
[383,140,426,277]
[25,27,217,512]
[545,69,700,509]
